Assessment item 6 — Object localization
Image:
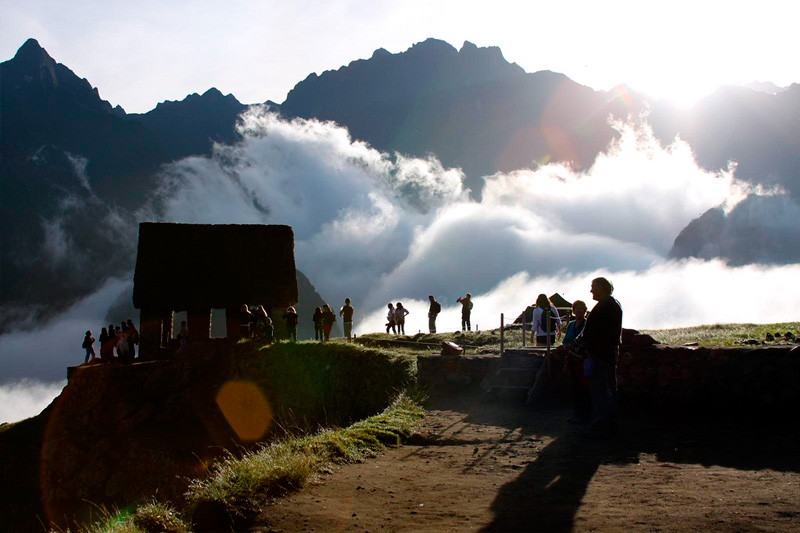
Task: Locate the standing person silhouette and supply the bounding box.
[321,304,336,341]
[283,306,299,342]
[394,302,409,335]
[530,294,561,346]
[576,277,622,437]
[386,303,396,334]
[427,295,441,334]
[313,306,324,341]
[457,293,473,331]
[339,298,355,341]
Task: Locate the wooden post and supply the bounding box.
[522,311,527,347]
[500,313,504,357]
[139,307,162,359]
[187,307,212,342]
[226,306,241,340]
[161,310,174,347]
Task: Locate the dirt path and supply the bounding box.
[256,392,800,532]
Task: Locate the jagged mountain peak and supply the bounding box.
[407,37,458,55]
[13,38,53,64]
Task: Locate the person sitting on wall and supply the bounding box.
[563,300,591,423]
[283,306,299,342]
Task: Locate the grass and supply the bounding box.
[69,501,188,533]
[641,322,800,347]
[185,390,424,518]
[358,322,800,352]
[75,391,423,532]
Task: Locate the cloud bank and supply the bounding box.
[2,109,798,421]
[0,379,65,424]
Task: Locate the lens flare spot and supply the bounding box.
[215,381,272,441]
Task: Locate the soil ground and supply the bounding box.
[256,391,800,532]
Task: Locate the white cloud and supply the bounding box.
[0,277,131,383]
[140,110,799,331]
[0,379,65,424]
[355,260,800,335]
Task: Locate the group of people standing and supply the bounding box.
[385,302,409,334]
[312,303,342,342]
[237,298,356,343]
[82,319,139,365]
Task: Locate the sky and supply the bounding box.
[2,1,800,423]
[1,0,799,113]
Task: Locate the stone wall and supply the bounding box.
[417,341,800,408]
[617,343,800,406]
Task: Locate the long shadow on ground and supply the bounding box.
[468,395,800,532]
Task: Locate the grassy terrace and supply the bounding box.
[84,321,798,532]
[354,321,800,352]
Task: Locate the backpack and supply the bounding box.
[432,301,441,314]
[539,307,551,333]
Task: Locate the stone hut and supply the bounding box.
[133,223,298,357]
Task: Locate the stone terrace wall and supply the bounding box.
[418,342,800,408]
[617,343,800,406]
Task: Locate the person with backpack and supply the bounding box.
[531,293,561,346]
[428,295,441,334]
[82,330,96,364]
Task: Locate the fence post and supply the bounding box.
[500,313,504,357]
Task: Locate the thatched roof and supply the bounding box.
[133,223,298,310]
[514,293,574,324]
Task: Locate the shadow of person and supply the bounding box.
[482,428,638,532]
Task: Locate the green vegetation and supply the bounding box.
[641,322,799,347]
[81,392,423,532]
[185,391,423,517]
[358,322,799,352]
[72,501,188,533]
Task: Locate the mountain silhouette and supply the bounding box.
[126,88,247,161]
[280,38,633,194]
[1,37,799,322]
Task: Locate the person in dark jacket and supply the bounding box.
[283,306,299,341]
[313,307,324,341]
[563,300,590,423]
[575,277,622,437]
[428,295,441,334]
[321,304,336,341]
